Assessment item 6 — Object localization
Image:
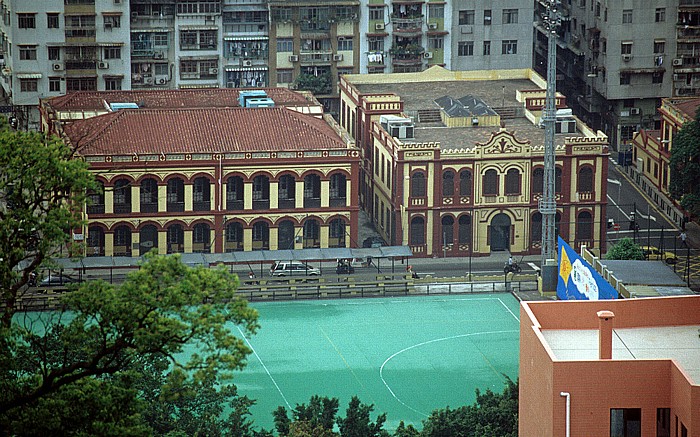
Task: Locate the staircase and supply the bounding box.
[493,106,518,120]
[417,108,441,124]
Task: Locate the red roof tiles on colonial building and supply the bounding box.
[65,106,347,156]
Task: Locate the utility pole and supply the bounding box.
[539,0,561,290]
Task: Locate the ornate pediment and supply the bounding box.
[478,130,530,155]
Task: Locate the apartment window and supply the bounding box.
[458,41,474,56]
[368,37,384,52]
[337,38,353,51]
[67,77,97,91]
[20,79,38,92]
[49,77,61,92]
[652,72,664,84]
[47,13,59,29]
[428,4,444,19]
[458,10,474,25]
[48,47,60,61]
[622,10,632,24]
[484,10,492,25]
[19,45,37,60]
[277,38,293,52]
[610,408,640,437]
[271,7,292,21]
[620,72,631,85]
[276,69,293,84]
[621,42,632,55]
[104,77,122,90]
[483,41,491,55]
[655,8,665,22]
[620,125,635,142]
[369,6,383,21]
[103,15,121,28]
[502,9,518,24]
[18,13,36,29]
[654,41,665,54]
[429,36,443,50]
[104,47,121,59]
[502,40,518,55]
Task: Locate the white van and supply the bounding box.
[269,261,321,277]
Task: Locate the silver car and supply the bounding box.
[269,261,321,277]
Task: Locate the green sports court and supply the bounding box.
[231,293,521,431]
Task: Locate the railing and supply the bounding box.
[114,204,131,214]
[167,201,184,212]
[226,200,244,210]
[304,198,321,208]
[87,204,104,215]
[193,200,211,211]
[677,27,700,38]
[252,199,270,210]
[278,198,295,209]
[329,197,346,207]
[140,202,158,213]
[300,51,333,64]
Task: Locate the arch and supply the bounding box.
[192,222,211,253]
[505,168,521,195]
[411,171,426,197]
[441,215,454,247]
[442,170,455,197]
[482,169,499,196]
[188,172,216,184]
[328,217,348,248]
[140,177,159,213]
[251,220,270,250]
[577,166,594,193]
[299,169,325,179]
[135,173,163,184]
[87,180,105,215]
[576,210,593,241]
[87,225,105,257]
[410,215,425,245]
[161,172,188,184]
[489,212,511,251]
[277,219,296,250]
[139,224,159,255]
[107,174,135,186]
[166,223,184,254]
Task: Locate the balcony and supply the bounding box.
[140,201,158,213]
[252,199,270,210]
[304,197,321,208]
[330,196,346,207]
[87,203,105,215]
[391,16,423,36]
[167,201,184,212]
[389,45,424,66]
[193,200,211,211]
[677,26,700,40]
[300,51,333,64]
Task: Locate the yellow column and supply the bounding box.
[269,226,279,250]
[243,227,252,251]
[210,186,216,211]
[345,179,352,207]
[244,182,253,210]
[131,185,140,213]
[158,185,167,212]
[321,180,329,208]
[320,224,329,248]
[184,229,193,253]
[104,190,114,214]
[295,181,304,209]
[185,184,193,211]
[131,231,140,257]
[294,225,303,250]
[105,232,114,256]
[270,181,279,209]
[158,230,167,255]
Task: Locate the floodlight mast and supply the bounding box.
[539,0,561,270]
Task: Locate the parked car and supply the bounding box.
[641,246,677,264]
[362,236,384,248]
[269,261,321,277]
[39,274,78,286]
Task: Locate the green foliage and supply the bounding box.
[393,422,420,437]
[293,72,333,96]
[605,237,645,260]
[669,109,700,215]
[337,396,388,437]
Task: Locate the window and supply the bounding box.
[369,6,383,21]
[502,40,517,55]
[67,77,97,91]
[621,125,635,142]
[49,77,61,92]
[429,37,443,50]
[459,170,472,196]
[104,47,121,59]
[505,169,520,195]
[532,168,544,194]
[458,41,474,56]
[441,216,454,247]
[484,10,492,25]
[337,38,353,51]
[18,13,36,29]
[368,36,384,52]
[483,41,491,55]
[621,42,632,55]
[620,72,631,85]
[104,15,121,28]
[655,8,665,22]
[610,408,641,437]
[654,41,665,54]
[20,79,38,92]
[410,216,425,245]
[502,9,518,24]
[577,167,593,192]
[459,10,475,25]
[483,169,499,196]
[458,215,472,245]
[442,171,454,197]
[47,13,59,29]
[105,77,122,90]
[271,7,292,21]
[622,10,632,24]
[428,4,444,19]
[652,72,663,84]
[277,69,293,84]
[411,172,426,197]
[19,45,37,60]
[48,46,60,61]
[277,38,293,52]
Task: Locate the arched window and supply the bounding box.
[252,221,270,250]
[329,218,346,248]
[113,178,131,213]
[167,224,184,253]
[252,175,270,209]
[139,224,158,255]
[410,216,425,245]
[303,219,320,248]
[459,170,472,196]
[555,167,562,193]
[193,177,211,211]
[278,220,295,250]
[192,223,211,253]
[458,215,472,245]
[166,178,184,212]
[330,173,347,207]
[226,176,244,210]
[225,222,244,252]
[304,174,321,208]
[531,212,542,245]
[113,225,131,256]
[87,226,104,257]
[441,215,454,247]
[278,174,296,209]
[505,168,521,195]
[578,167,593,192]
[576,211,593,241]
[442,171,454,197]
[86,181,105,214]
[532,168,544,194]
[140,178,158,213]
[411,172,426,197]
[483,169,498,196]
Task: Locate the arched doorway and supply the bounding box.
[490,213,511,251]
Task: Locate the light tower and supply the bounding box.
[540,1,561,285]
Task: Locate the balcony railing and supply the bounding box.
[677,26,700,39]
[330,196,346,207]
[226,199,244,210]
[278,198,296,209]
[140,201,158,213]
[300,51,333,64]
[114,203,132,214]
[304,197,321,208]
[87,204,105,215]
[167,201,185,212]
[193,200,211,211]
[252,199,270,210]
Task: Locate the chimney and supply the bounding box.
[597,310,615,360]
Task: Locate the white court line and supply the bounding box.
[236,325,292,410]
[498,298,520,322]
[379,330,520,417]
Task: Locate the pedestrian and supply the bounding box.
[679,231,688,248]
[508,255,514,267]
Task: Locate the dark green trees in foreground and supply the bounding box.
[670,108,700,218]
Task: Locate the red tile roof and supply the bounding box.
[674,98,700,120]
[65,106,347,156]
[45,88,311,111]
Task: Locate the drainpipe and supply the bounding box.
[560,391,570,437]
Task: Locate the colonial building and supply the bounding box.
[42,88,359,257]
[339,67,609,257]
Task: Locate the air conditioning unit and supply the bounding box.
[622,54,632,62]
[423,52,433,59]
[629,107,641,115]
[428,23,438,30]
[673,58,683,66]
[98,61,109,69]
[242,60,253,67]
[333,53,343,61]
[155,76,167,85]
[52,63,63,71]
[375,23,385,31]
[288,54,299,62]
[209,67,218,74]
[153,51,164,59]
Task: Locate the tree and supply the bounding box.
[274,395,339,436]
[605,237,645,261]
[336,396,388,437]
[293,72,333,96]
[669,108,700,218]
